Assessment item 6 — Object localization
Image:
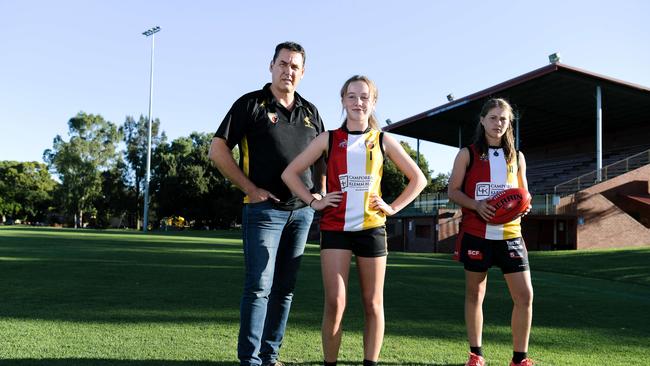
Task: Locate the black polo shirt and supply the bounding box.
[215,83,324,210]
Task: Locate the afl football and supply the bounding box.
[487,187,532,224]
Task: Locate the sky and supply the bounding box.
[1,0,649,176]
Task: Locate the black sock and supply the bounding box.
[512,351,527,363]
[363,360,378,366]
[470,346,483,356]
[324,362,337,366]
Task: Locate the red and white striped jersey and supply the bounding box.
[461,144,522,240]
[320,127,385,231]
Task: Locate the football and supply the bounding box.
[486,187,532,224]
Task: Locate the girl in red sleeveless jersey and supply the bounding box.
[282,75,426,366]
[448,98,534,366]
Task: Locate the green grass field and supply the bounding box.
[0,227,649,366]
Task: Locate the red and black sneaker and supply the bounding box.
[465,352,486,366]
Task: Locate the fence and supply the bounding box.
[398,192,456,217]
[399,192,558,217]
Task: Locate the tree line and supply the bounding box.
[0,112,449,229]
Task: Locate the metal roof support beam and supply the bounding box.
[596,85,603,181]
[458,126,462,148]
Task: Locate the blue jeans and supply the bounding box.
[238,201,314,366]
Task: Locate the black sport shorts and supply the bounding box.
[320,226,388,258]
[457,232,529,274]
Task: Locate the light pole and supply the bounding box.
[142,26,160,233]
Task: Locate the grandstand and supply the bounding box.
[527,133,650,195]
[384,61,650,252]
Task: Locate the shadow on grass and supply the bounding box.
[288,363,465,366]
[0,360,230,366]
[0,361,464,366]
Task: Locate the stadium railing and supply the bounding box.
[553,148,650,198]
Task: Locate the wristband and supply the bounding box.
[309,197,317,208]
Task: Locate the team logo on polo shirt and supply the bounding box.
[338,139,348,149]
[304,116,314,129]
[366,140,375,149]
[267,112,278,124]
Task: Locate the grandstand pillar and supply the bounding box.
[515,110,520,150]
[416,138,420,166]
[596,85,603,181]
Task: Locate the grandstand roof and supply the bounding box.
[384,62,650,148]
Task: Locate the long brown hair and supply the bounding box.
[474,98,516,163]
[340,75,379,130]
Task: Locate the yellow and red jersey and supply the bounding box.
[320,127,385,232]
[460,144,522,240]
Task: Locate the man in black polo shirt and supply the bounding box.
[209,41,324,366]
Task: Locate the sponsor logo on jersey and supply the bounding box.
[338,139,348,149]
[339,174,374,192]
[476,183,491,198]
[474,182,513,200]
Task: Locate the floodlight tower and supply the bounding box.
[142,26,160,233]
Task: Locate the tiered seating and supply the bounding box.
[525,141,650,195]
[527,153,594,194]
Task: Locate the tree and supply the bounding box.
[151,132,241,229]
[93,157,135,228]
[429,172,451,193]
[121,115,164,228]
[0,161,57,222]
[43,112,121,228]
[381,141,450,201]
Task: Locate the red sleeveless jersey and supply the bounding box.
[460,144,522,240]
[320,128,385,232]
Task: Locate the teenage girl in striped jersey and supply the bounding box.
[448,98,534,366]
[282,75,426,366]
